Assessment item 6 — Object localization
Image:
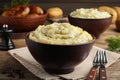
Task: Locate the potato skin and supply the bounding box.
[47,7,63,18]
[98,6,117,24]
[1,5,44,17]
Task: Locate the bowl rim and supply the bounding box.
[25,32,96,46]
[68,14,112,20]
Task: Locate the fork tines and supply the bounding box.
[99,50,108,66]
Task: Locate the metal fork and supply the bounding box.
[86,51,100,80]
[99,51,107,80]
[86,51,108,80]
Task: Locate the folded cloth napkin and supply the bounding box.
[8,46,120,80]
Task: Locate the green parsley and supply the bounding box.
[106,36,120,52]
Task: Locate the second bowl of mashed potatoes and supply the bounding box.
[68,8,112,38]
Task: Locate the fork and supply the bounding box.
[99,51,107,80]
[86,51,100,80]
[86,50,108,80]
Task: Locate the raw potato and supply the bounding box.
[114,6,120,31]
[2,5,30,17]
[114,7,120,20]
[1,5,44,17]
[29,5,44,15]
[47,7,63,18]
[98,6,117,24]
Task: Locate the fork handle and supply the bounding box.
[99,67,107,80]
[86,67,98,80]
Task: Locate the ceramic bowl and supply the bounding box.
[68,15,112,38]
[25,32,95,74]
[0,12,47,32]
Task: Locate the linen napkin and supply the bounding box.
[8,46,120,80]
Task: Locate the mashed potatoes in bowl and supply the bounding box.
[70,8,111,19]
[29,22,93,45]
[68,8,112,38]
[25,22,95,74]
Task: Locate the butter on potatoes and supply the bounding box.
[29,23,93,45]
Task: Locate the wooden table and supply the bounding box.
[0,23,120,80]
[95,24,120,80]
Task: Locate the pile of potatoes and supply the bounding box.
[98,6,120,31]
[1,5,44,17]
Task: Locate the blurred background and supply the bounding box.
[0,0,120,15]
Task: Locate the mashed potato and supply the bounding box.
[29,23,93,45]
[70,8,111,19]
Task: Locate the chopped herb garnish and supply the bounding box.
[106,36,120,52]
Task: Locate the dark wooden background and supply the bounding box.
[0,0,120,15]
